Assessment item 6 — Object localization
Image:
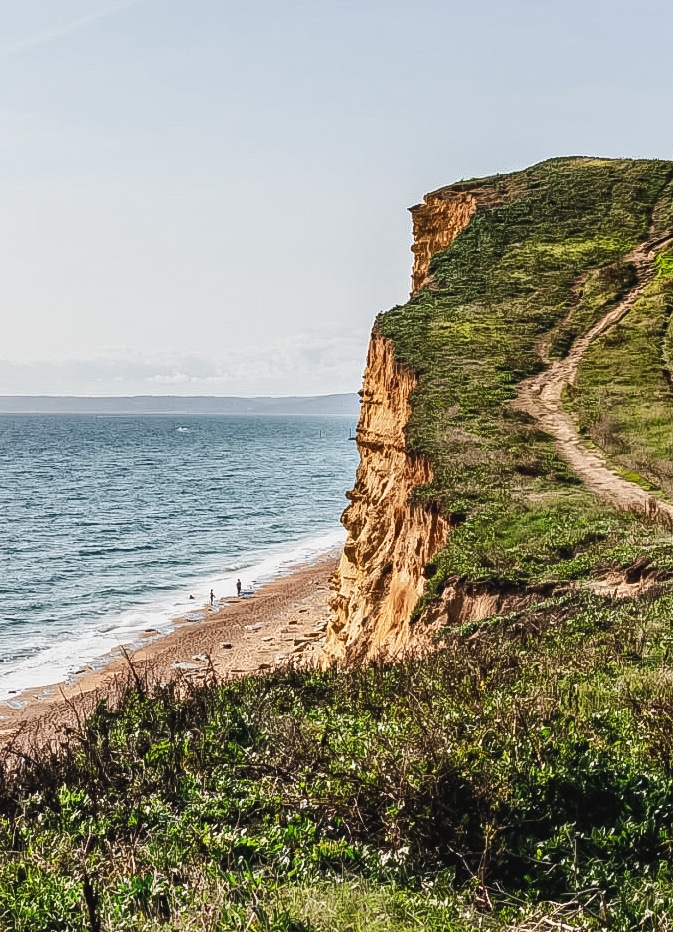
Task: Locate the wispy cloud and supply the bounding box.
[0,329,369,396]
[0,0,147,59]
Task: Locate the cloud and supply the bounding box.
[0,329,369,396]
[0,0,147,59]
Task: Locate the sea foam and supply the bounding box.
[0,526,345,703]
[0,414,356,705]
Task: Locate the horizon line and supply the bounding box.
[0,391,358,400]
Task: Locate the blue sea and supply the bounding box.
[0,415,358,703]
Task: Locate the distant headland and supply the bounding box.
[0,393,360,416]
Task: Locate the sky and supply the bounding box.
[0,0,671,396]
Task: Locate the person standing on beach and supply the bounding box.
[236,579,242,597]
[210,588,214,607]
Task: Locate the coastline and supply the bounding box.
[0,552,338,751]
[0,528,346,704]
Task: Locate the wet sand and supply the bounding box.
[0,554,338,753]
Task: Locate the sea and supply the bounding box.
[0,414,359,704]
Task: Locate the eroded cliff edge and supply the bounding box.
[324,157,673,666]
[324,333,448,663]
[324,183,492,663]
[409,182,503,293]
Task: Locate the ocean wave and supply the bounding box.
[0,526,345,703]
[77,543,157,557]
[0,414,356,704]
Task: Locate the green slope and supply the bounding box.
[379,156,673,591]
[4,607,673,930]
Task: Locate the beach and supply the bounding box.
[0,553,338,753]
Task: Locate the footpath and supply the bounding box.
[516,232,673,526]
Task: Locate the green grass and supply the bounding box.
[378,157,673,589]
[567,246,673,497]
[6,586,673,928]
[419,498,673,591]
[657,254,673,278]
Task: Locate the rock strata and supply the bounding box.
[323,179,504,663]
[324,333,449,663]
[409,182,503,292]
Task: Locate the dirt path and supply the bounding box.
[516,232,673,525]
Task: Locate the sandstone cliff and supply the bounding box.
[323,185,499,663]
[409,181,505,292]
[325,157,673,665]
[324,333,449,663]
[324,176,506,663]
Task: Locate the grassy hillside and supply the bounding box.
[379,157,673,590]
[569,250,673,497]
[3,157,673,929]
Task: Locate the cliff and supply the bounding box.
[409,181,504,293]
[326,169,516,663]
[324,333,449,662]
[326,156,673,665]
[325,179,492,663]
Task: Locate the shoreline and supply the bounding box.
[0,528,346,704]
[0,552,339,751]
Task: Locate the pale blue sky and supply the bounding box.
[1,0,671,395]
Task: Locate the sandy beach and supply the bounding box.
[0,553,338,753]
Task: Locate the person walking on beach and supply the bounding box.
[210,588,215,607]
[236,579,242,597]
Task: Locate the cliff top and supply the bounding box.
[412,155,642,206]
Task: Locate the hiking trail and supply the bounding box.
[516,232,673,526]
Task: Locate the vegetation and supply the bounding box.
[378,156,673,587]
[6,587,673,932]
[4,157,673,928]
[568,244,673,498]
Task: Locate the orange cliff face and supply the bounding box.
[323,333,449,663]
[409,183,502,293]
[323,179,506,664]
[409,191,479,293]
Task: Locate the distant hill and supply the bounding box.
[0,393,360,416]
